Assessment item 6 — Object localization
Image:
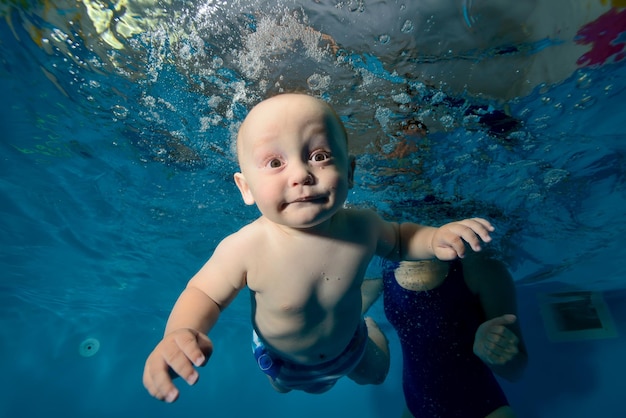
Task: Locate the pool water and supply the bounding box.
[1,2,625,417]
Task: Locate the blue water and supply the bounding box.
[1,2,626,417]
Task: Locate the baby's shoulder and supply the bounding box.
[219,218,266,248]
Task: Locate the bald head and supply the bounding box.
[236,94,348,163]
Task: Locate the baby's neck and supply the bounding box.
[265,212,339,238]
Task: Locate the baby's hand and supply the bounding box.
[143,328,213,403]
[473,314,519,365]
[431,218,494,260]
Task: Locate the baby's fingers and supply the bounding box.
[457,218,494,250]
[143,349,180,403]
[165,330,212,385]
[174,330,211,369]
[163,344,199,387]
[461,217,494,233]
[143,329,213,403]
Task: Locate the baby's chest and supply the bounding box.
[249,240,369,304]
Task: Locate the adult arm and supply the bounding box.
[464,255,528,382]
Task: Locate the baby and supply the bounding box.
[142,93,494,402]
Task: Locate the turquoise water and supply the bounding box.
[1,2,626,417]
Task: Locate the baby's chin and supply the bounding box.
[276,210,338,231]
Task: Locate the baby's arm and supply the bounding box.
[143,288,220,403]
[399,218,495,260]
[143,233,248,403]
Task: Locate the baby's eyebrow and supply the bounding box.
[253,132,280,148]
[306,123,333,140]
[307,138,333,153]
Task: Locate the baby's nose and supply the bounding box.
[290,163,314,186]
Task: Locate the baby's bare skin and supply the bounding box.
[143,93,494,402]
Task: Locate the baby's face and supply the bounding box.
[234,94,353,229]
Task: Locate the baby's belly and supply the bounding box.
[255,315,361,365]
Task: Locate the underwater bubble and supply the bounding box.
[574,95,596,110]
[439,114,455,129]
[378,34,391,45]
[430,91,446,105]
[374,106,392,129]
[111,105,128,120]
[212,57,224,69]
[178,43,192,61]
[200,114,223,132]
[346,0,365,12]
[508,131,528,141]
[576,72,592,89]
[79,338,100,357]
[391,92,411,104]
[381,141,397,154]
[538,83,551,95]
[307,73,331,91]
[463,114,481,125]
[541,96,552,105]
[544,169,569,188]
[401,20,414,33]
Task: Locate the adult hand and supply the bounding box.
[143,328,213,403]
[473,314,519,365]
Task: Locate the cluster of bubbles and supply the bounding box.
[1,1,518,159]
[3,0,624,279]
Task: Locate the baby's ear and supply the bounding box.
[348,155,356,188]
[234,172,255,205]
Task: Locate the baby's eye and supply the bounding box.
[310,151,331,162]
[267,158,283,168]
